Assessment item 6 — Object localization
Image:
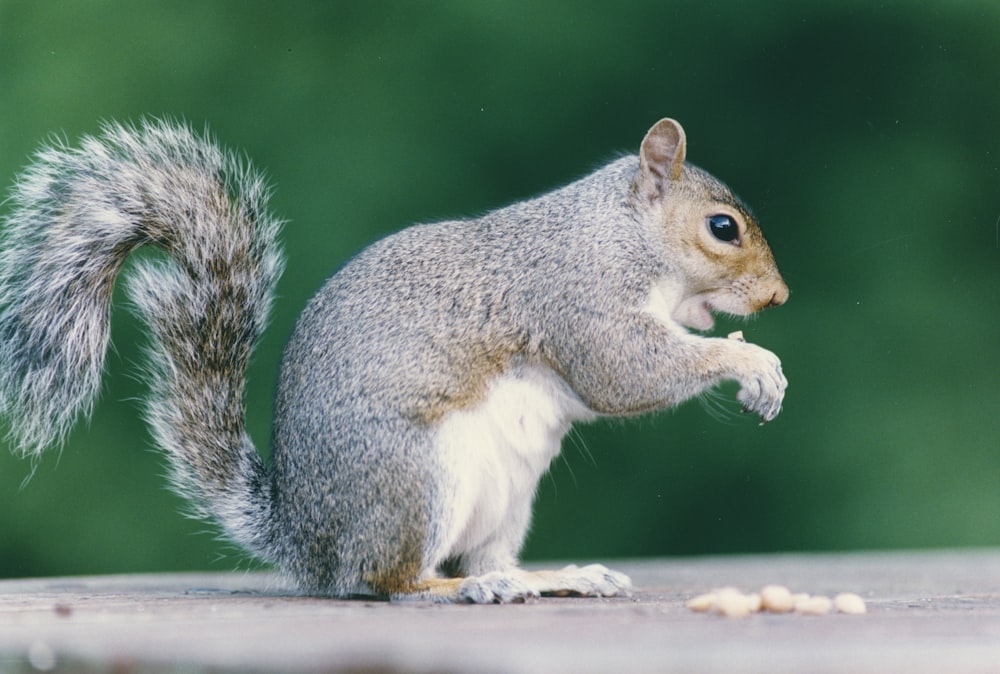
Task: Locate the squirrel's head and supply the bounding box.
[634,118,789,331]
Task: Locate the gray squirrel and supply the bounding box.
[0,117,787,602]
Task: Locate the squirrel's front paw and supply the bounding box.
[732,343,787,423]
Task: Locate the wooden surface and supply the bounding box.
[2,549,1000,673]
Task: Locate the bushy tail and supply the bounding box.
[0,119,284,558]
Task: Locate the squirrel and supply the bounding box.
[0,117,787,602]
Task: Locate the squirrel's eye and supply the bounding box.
[707,214,740,244]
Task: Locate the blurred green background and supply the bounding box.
[1,0,998,579]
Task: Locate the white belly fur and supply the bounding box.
[433,364,595,562]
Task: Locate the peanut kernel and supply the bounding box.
[834,592,867,615]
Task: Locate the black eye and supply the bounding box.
[707,214,740,244]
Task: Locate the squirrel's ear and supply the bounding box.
[637,118,687,200]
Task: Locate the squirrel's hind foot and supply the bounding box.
[401,564,632,604]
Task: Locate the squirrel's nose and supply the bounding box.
[767,282,789,308]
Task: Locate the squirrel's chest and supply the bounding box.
[432,365,595,551]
